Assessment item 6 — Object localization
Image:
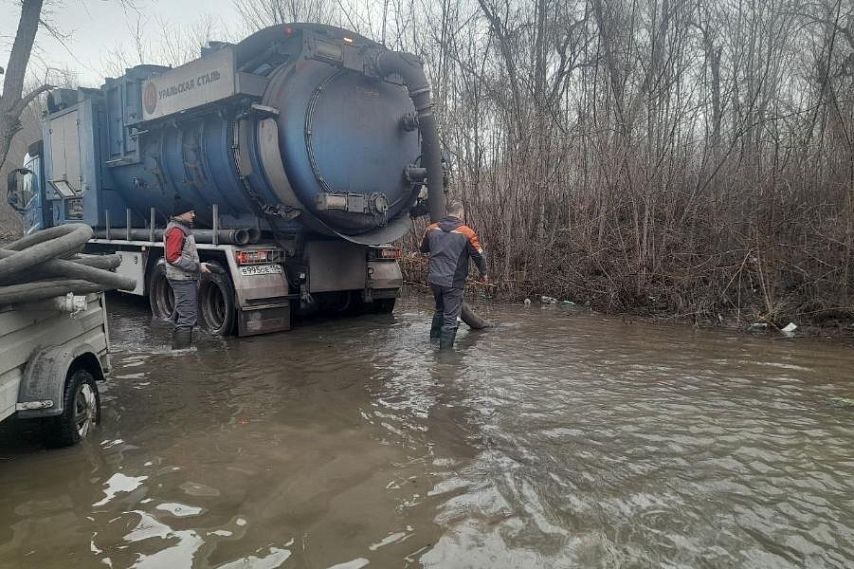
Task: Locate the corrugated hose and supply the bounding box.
[0,224,136,306]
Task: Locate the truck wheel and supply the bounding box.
[148,261,175,320]
[46,369,100,448]
[199,261,236,335]
[373,298,396,313]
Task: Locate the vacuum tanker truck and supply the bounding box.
[6,23,449,336]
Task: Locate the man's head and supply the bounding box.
[447,201,465,220]
[172,198,196,223]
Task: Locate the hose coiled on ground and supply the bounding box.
[0,224,136,306]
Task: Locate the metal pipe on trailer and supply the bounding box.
[93,228,253,245]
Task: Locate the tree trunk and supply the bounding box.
[0,0,47,172]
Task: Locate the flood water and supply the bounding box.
[1,293,853,568]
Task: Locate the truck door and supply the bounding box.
[6,149,48,233]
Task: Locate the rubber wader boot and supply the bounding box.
[172,328,193,350]
[430,315,443,341]
[439,327,457,350]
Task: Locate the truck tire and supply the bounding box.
[148,261,175,321]
[45,368,100,448]
[198,261,236,335]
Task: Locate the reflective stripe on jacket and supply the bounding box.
[164,219,200,281]
[419,215,487,288]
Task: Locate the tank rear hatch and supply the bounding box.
[258,28,421,238]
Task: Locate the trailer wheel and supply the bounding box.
[46,368,100,448]
[148,261,175,321]
[199,261,236,335]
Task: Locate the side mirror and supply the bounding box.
[6,168,33,213]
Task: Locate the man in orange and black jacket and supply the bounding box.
[419,201,488,349]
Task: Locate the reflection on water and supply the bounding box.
[1,293,853,568]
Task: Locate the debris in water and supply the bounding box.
[155,502,203,517]
[747,322,768,332]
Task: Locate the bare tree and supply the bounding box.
[232,0,341,30]
[395,0,854,325]
[0,0,53,172]
[100,13,228,78]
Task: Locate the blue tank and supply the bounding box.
[45,24,422,245]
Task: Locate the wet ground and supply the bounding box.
[1,293,853,568]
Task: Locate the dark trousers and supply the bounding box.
[431,284,464,331]
[169,279,198,330]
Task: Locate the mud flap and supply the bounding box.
[237,303,291,336]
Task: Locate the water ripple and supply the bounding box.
[0,296,852,568]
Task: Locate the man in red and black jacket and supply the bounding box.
[420,201,488,349]
[164,198,210,349]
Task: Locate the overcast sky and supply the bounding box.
[0,0,241,88]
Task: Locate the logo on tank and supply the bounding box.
[143,81,157,115]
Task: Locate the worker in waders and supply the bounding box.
[164,199,210,349]
[420,201,488,349]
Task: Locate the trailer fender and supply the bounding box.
[17,344,104,419]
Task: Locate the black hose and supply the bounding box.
[0,224,136,306]
[0,251,133,289]
[0,280,107,305]
[71,254,123,271]
[0,224,91,276]
[373,51,445,222]
[460,303,490,329]
[373,50,490,330]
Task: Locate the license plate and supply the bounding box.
[239,264,283,276]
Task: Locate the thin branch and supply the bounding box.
[12,83,53,116]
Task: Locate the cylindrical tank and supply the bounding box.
[106,24,421,244]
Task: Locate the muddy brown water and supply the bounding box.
[1,294,853,568]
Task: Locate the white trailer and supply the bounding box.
[0,293,109,447]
